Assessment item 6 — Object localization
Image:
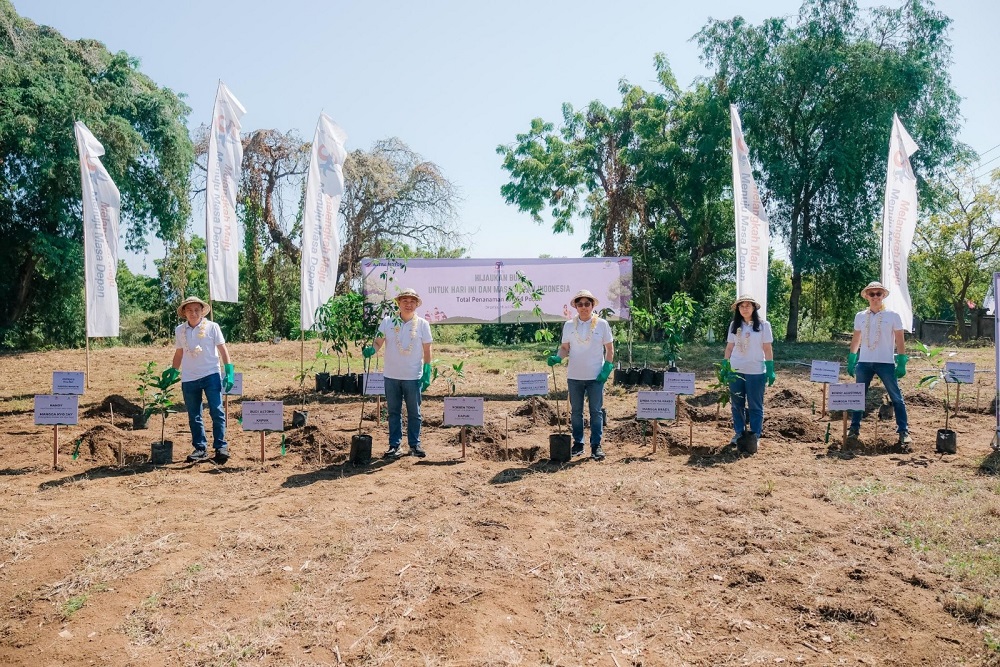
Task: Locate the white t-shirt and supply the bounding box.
[727,320,774,374]
[562,317,613,381]
[174,319,226,382]
[379,316,433,380]
[853,308,902,364]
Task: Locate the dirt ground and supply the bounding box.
[2,341,1000,666]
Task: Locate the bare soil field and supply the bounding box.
[2,340,1000,666]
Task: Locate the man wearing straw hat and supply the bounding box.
[847,281,910,447]
[363,288,433,459]
[548,289,614,460]
[166,296,235,464]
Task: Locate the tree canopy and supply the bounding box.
[697,0,962,340]
[0,0,193,347]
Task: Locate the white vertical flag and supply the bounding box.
[74,121,121,337]
[206,81,246,303]
[881,114,919,331]
[300,113,348,330]
[730,105,770,318]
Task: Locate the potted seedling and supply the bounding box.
[917,342,959,454]
[314,344,332,393]
[134,361,159,430]
[292,363,313,428]
[145,366,181,465]
[353,290,395,464]
[657,292,697,373]
[505,271,571,461]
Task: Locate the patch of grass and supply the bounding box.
[758,479,776,497]
[942,593,1000,624]
[61,593,87,619]
[827,479,889,503]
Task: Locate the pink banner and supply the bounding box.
[362,257,633,323]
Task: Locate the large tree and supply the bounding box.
[912,166,1000,335]
[0,0,193,347]
[697,0,962,340]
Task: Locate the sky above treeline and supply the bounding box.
[16,0,1000,272]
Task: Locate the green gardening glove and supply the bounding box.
[223,363,235,393]
[420,363,432,392]
[894,353,908,379]
[764,360,775,387]
[546,351,563,367]
[163,366,181,386]
[596,361,614,383]
[362,345,376,359]
[847,352,859,378]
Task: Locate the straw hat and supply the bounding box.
[860,281,890,298]
[177,296,211,318]
[730,294,762,311]
[571,289,599,307]
[394,288,423,307]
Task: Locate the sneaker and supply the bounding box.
[409,446,427,458]
[383,447,403,460]
[213,448,230,464]
[729,435,739,446]
[571,442,585,457]
[898,431,912,445]
[591,445,606,461]
[186,449,208,463]
[847,428,860,441]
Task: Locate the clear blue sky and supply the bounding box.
[15,0,999,274]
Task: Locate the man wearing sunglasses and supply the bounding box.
[847,281,911,448]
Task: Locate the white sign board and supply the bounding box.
[363,372,385,396]
[636,391,677,420]
[809,360,840,384]
[224,372,244,396]
[662,372,696,395]
[52,371,85,395]
[944,361,975,384]
[241,401,284,431]
[828,383,866,411]
[443,397,484,427]
[34,395,79,425]
[516,372,549,396]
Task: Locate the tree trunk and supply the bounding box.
[787,267,802,342]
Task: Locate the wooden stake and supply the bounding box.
[821,383,828,417]
[842,410,848,444]
[377,395,382,426]
[976,380,981,412]
[689,419,693,448]
[505,414,509,461]
[651,419,658,454]
[85,338,91,390]
[53,424,59,468]
[260,431,266,464]
[955,383,961,415]
[460,425,467,459]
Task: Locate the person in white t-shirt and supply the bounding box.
[363,288,433,459]
[165,296,235,464]
[847,281,910,447]
[723,294,775,447]
[547,289,615,460]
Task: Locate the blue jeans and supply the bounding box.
[851,362,908,433]
[181,372,226,452]
[729,373,766,437]
[567,378,605,448]
[384,377,422,449]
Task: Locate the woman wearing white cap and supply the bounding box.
[363,288,433,458]
[547,289,614,460]
[723,294,775,448]
[847,281,910,447]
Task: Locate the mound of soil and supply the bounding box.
[906,391,945,408]
[685,391,722,408]
[70,424,133,465]
[607,420,647,446]
[839,435,911,456]
[460,422,507,445]
[511,397,559,426]
[476,441,541,463]
[84,394,143,418]
[683,401,721,423]
[284,424,351,464]
[766,414,826,442]
[766,388,812,409]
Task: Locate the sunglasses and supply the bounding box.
[867,291,885,298]
[576,300,594,307]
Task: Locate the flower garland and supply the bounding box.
[572,316,598,345]
[863,310,884,351]
[185,319,209,356]
[393,318,420,355]
[734,324,753,355]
